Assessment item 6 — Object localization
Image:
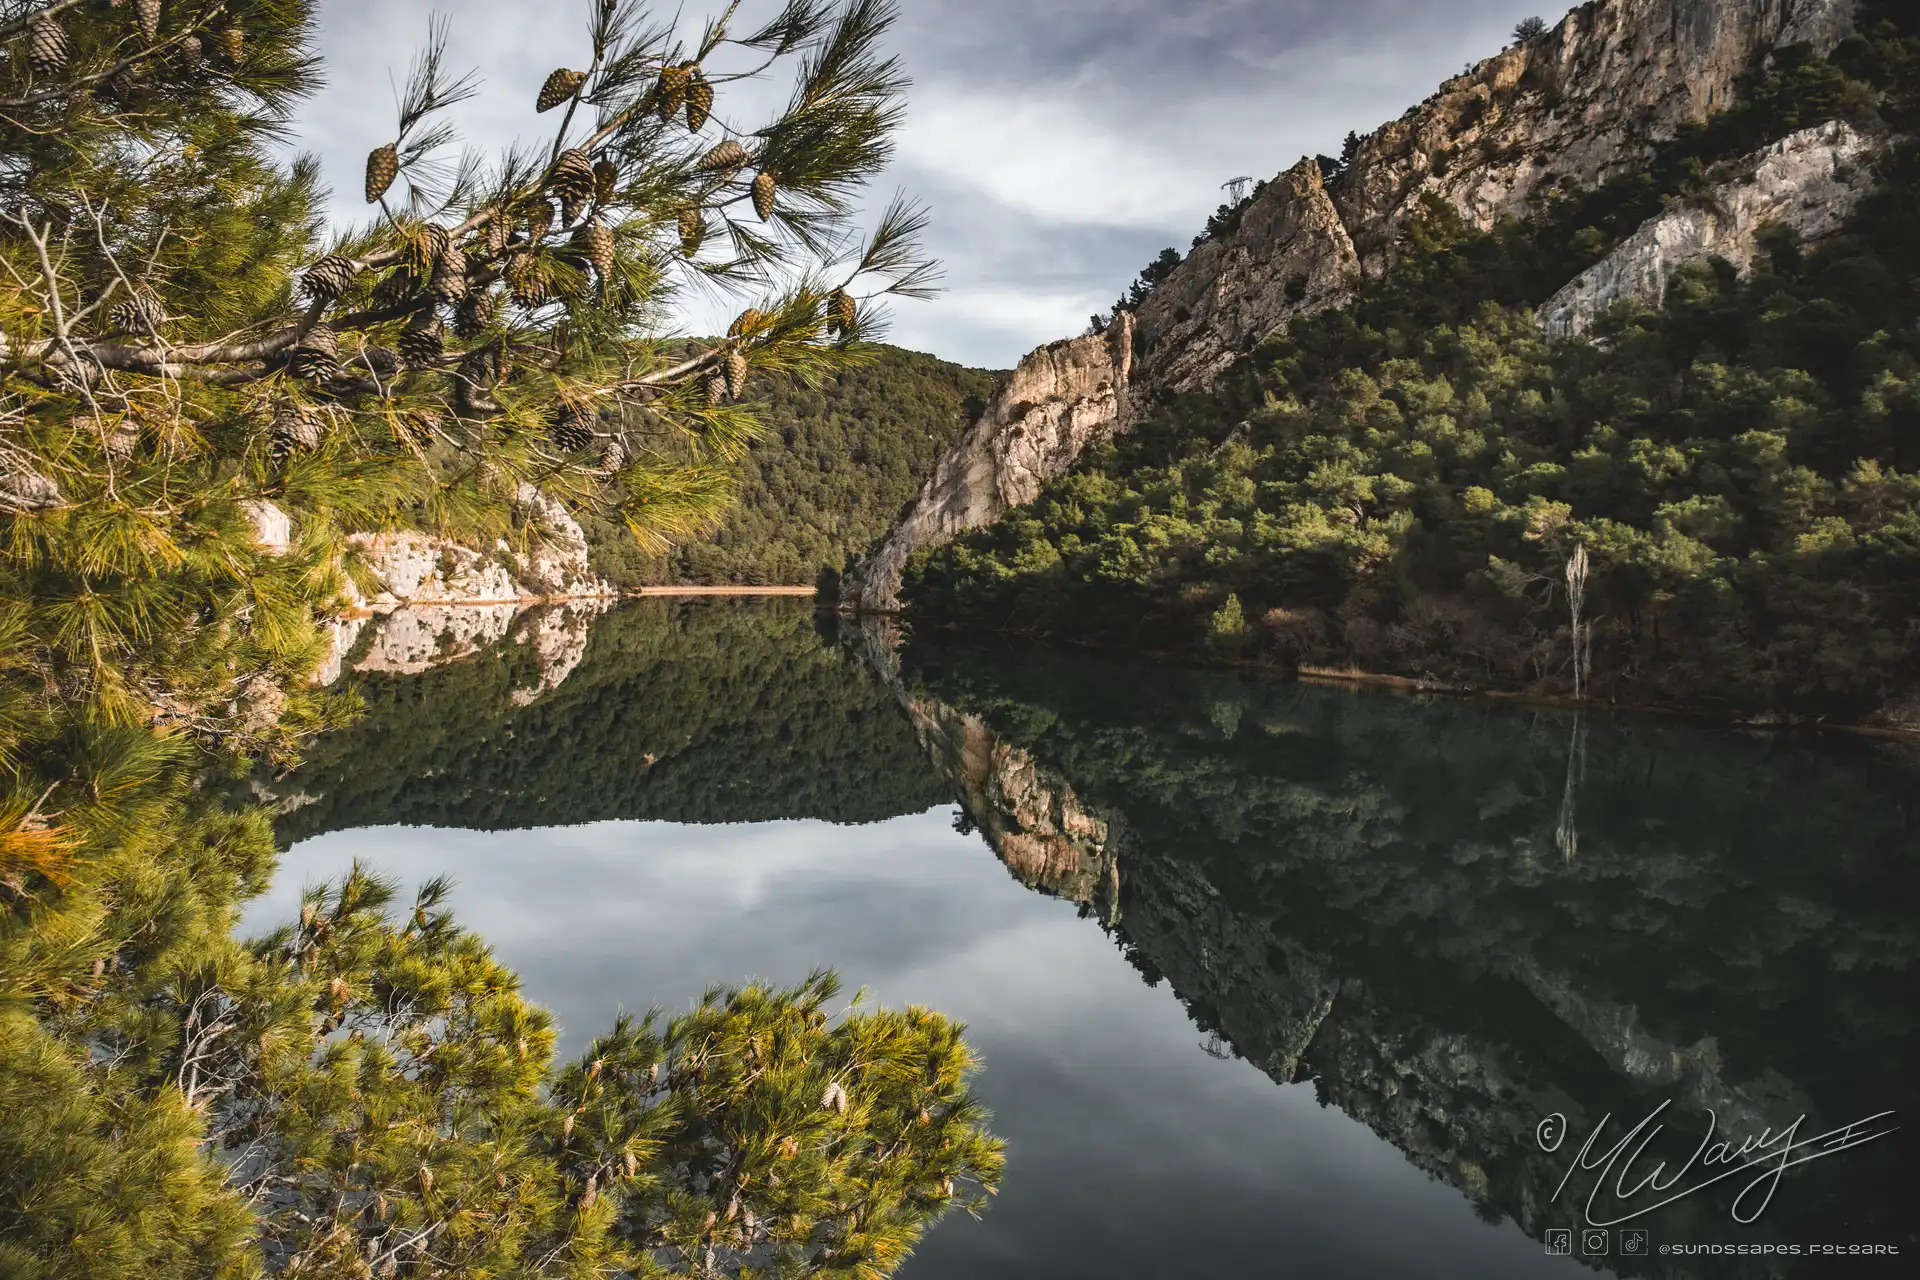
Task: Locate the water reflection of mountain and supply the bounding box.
[890,641,1919,1274]
[273,600,953,841]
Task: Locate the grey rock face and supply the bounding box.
[845,314,1133,611]
[1537,120,1875,336]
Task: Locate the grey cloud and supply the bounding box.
[294,1,1554,366]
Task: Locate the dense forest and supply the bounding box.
[277,599,954,838]
[904,643,1920,1262]
[584,346,996,588]
[906,8,1920,722]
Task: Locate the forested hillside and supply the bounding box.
[906,10,1920,721]
[586,346,996,587]
[275,599,953,838]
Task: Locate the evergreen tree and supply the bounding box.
[2,4,1003,1274]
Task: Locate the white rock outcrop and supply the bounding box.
[241,499,293,554]
[845,314,1134,611]
[1537,121,1875,337]
[314,482,613,683]
[343,483,609,609]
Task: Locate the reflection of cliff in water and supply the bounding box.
[272,600,953,841]
[886,639,1919,1273]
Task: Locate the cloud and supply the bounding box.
[292,1,1550,366]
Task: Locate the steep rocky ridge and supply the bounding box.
[844,0,1864,611]
[1538,117,1876,334]
[845,316,1132,612]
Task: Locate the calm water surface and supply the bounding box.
[248,599,1919,1278]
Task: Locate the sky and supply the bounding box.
[295,0,1545,369]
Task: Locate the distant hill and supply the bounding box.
[583,345,998,588]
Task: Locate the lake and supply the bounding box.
[245,598,1918,1277]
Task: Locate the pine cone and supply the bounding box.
[574,223,615,281]
[506,253,550,309]
[752,171,777,221]
[270,400,323,456]
[397,315,443,370]
[537,68,588,113]
[454,351,502,416]
[551,402,595,453]
[592,159,619,206]
[288,324,340,381]
[218,25,244,63]
[657,63,692,120]
[178,34,202,64]
[547,150,594,226]
[429,247,470,304]
[686,75,713,131]
[727,308,765,338]
[485,210,514,256]
[107,66,147,104]
[370,268,421,311]
[453,291,494,338]
[598,436,628,472]
[396,408,440,448]
[705,371,727,407]
[416,223,452,268]
[828,289,856,335]
[678,208,706,258]
[549,148,593,194]
[301,254,360,303]
[135,0,162,44]
[27,15,68,76]
[109,290,165,335]
[365,143,399,204]
[523,199,554,244]
[696,140,749,176]
[725,349,749,401]
[356,346,401,379]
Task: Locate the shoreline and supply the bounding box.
[874,619,1920,744]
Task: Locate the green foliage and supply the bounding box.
[2,4,1002,1273]
[274,599,953,839]
[585,347,995,588]
[907,23,1920,720]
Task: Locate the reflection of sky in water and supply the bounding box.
[248,811,1595,1278]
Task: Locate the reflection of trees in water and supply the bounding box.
[895,643,1920,1270]
[275,599,953,840]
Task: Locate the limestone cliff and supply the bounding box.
[846,0,1864,612]
[1538,119,1875,335]
[845,314,1133,611]
[341,482,610,611]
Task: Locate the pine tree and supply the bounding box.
[2,4,999,1275]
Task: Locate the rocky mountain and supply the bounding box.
[844,0,1868,610]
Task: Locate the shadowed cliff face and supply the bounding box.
[846,0,1866,613]
[878,637,1917,1271]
